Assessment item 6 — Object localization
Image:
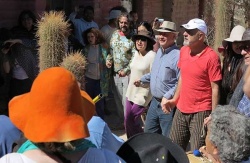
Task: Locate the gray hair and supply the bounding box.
[210,105,250,162]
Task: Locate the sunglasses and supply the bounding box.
[185,29,199,36]
[239,44,250,52]
[136,36,147,42]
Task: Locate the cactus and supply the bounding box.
[60,51,87,90]
[37,11,70,71]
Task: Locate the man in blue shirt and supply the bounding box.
[134,21,180,136]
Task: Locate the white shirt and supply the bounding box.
[126,50,156,106]
[100,24,116,46]
[85,46,100,80]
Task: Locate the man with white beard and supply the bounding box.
[166,18,222,151]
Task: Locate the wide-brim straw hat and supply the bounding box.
[155,21,179,34]
[132,30,156,44]
[9,67,95,143]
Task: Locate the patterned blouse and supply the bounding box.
[108,30,136,74]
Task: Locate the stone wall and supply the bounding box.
[171,0,200,44]
[72,0,121,28]
[0,0,201,33]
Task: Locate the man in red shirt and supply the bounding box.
[166,18,222,151]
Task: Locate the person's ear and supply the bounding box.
[200,33,205,40]
[213,146,219,155]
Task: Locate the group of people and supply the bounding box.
[1,4,250,163]
[0,10,39,116]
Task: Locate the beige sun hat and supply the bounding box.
[155,21,179,34]
[224,25,246,42]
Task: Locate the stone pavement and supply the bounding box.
[104,97,127,141]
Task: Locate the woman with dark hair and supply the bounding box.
[125,29,156,138]
[137,21,154,36]
[220,25,245,105]
[138,21,160,52]
[82,28,110,120]
[6,10,39,100]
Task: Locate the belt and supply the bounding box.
[154,97,162,102]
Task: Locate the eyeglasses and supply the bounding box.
[136,37,147,42]
[239,44,250,52]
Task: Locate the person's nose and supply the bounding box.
[241,49,248,56]
[183,31,188,37]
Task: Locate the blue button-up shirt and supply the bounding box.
[140,44,180,99]
[237,94,250,117]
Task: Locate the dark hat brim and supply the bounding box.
[117,133,189,163]
[132,34,156,45]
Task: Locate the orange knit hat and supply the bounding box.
[9,67,95,143]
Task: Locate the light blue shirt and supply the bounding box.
[140,44,180,99]
[237,94,250,117]
[86,116,124,153]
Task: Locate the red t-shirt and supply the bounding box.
[177,46,222,113]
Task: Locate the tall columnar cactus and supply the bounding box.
[60,51,87,90]
[37,11,70,71]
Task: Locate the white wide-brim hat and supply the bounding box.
[224,25,246,42]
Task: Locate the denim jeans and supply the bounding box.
[85,77,105,120]
[144,97,175,137]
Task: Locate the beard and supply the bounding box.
[183,40,189,46]
[121,26,128,33]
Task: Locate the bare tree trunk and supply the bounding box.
[213,0,231,53]
[244,0,250,28]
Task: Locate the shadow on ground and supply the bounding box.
[104,98,127,140]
